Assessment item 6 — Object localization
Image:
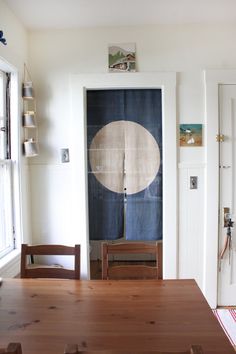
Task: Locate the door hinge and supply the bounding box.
[216,134,225,142]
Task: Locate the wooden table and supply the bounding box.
[0,279,234,354]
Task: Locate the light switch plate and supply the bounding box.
[190,176,198,189]
[61,148,70,163]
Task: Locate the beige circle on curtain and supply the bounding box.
[89,120,160,195]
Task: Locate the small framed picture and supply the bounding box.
[108,43,136,72]
[179,124,203,147]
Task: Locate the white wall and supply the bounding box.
[0,0,28,67]
[26,24,236,291]
[0,0,30,276]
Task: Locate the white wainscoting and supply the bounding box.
[0,250,21,277]
[178,162,205,290]
[29,163,81,270]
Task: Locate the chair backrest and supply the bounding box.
[0,343,22,354]
[20,244,80,279]
[101,241,162,280]
[64,344,203,354]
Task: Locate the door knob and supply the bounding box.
[223,207,230,227]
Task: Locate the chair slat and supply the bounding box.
[108,264,158,279]
[23,244,77,255]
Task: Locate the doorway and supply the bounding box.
[70,72,177,280]
[87,89,162,245]
[205,70,236,308]
[218,84,236,306]
[86,89,162,279]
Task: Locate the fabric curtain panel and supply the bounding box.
[125,90,162,241]
[87,89,162,241]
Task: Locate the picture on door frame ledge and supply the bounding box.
[179,124,203,147]
[108,43,136,73]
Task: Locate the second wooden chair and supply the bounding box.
[101,241,162,280]
[20,244,80,279]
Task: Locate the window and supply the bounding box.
[0,69,14,258]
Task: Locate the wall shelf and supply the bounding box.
[22,64,39,157]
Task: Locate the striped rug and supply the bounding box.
[213,309,236,348]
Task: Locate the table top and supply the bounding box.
[0,279,234,354]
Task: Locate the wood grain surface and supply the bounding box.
[0,279,234,354]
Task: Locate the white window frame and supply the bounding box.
[0,160,14,258]
[0,56,22,264]
[0,70,7,158]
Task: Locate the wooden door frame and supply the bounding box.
[70,72,177,280]
[204,69,236,308]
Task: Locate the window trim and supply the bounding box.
[0,56,22,262]
[0,159,14,258]
[6,72,11,159]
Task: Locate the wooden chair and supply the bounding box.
[64,344,203,354]
[20,244,80,279]
[101,241,162,280]
[0,343,22,354]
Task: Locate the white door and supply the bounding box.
[218,84,236,306]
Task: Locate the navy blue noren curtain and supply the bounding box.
[87,90,125,240]
[87,89,162,241]
[125,90,162,241]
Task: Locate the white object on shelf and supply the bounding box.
[24,139,39,157]
[22,63,39,157]
[23,111,36,127]
[22,81,34,99]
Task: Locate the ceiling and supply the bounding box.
[4,0,236,30]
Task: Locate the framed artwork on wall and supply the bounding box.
[108,43,136,72]
[179,124,203,147]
